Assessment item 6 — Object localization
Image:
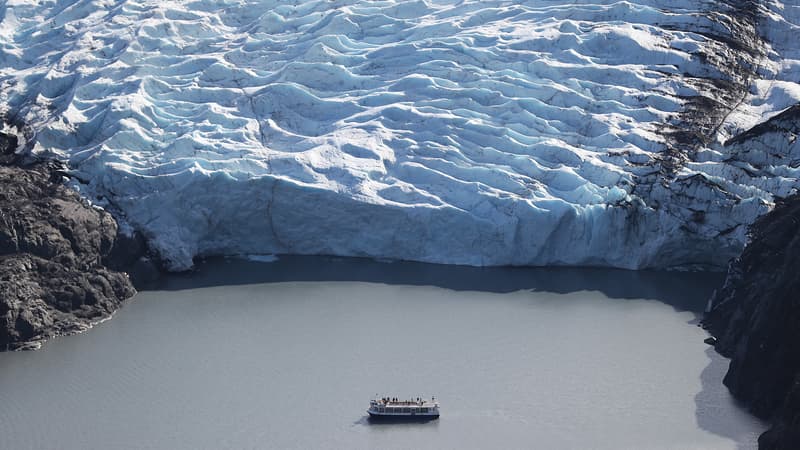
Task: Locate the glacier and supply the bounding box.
[1,0,799,271]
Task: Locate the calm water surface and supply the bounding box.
[0,256,765,449]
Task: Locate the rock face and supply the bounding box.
[704,194,800,450]
[0,147,155,349]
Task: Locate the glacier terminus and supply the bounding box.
[1,0,799,271]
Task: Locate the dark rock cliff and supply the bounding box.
[704,194,800,449]
[0,129,157,350]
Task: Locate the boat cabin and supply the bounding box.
[367,396,440,420]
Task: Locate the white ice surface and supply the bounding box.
[1,0,798,270]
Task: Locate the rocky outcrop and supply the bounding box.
[0,128,157,349]
[704,194,800,449]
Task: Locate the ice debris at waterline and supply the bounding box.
[1,1,799,271]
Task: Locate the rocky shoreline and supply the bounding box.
[0,129,158,350]
[704,194,800,449]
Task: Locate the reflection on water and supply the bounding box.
[0,256,763,450]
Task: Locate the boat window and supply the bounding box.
[402,408,410,413]
[378,408,385,413]
[421,408,428,413]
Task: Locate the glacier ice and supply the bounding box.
[1,0,799,270]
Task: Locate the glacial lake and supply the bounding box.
[0,256,766,449]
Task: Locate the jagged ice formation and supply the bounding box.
[1,0,799,270]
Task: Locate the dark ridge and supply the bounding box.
[655,1,765,180]
[703,194,800,449]
[725,103,800,147]
[0,125,20,165]
[0,124,160,351]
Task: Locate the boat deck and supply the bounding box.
[374,401,436,407]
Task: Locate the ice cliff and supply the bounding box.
[1,0,799,270]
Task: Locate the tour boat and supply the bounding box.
[367,397,440,420]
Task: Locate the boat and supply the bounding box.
[367,396,440,421]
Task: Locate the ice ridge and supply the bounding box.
[1,0,798,270]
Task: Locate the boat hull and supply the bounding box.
[367,412,439,422]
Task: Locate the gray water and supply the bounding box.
[0,256,765,450]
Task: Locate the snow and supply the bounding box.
[1,0,799,271]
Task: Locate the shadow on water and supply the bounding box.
[151,254,724,315]
[695,347,767,450]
